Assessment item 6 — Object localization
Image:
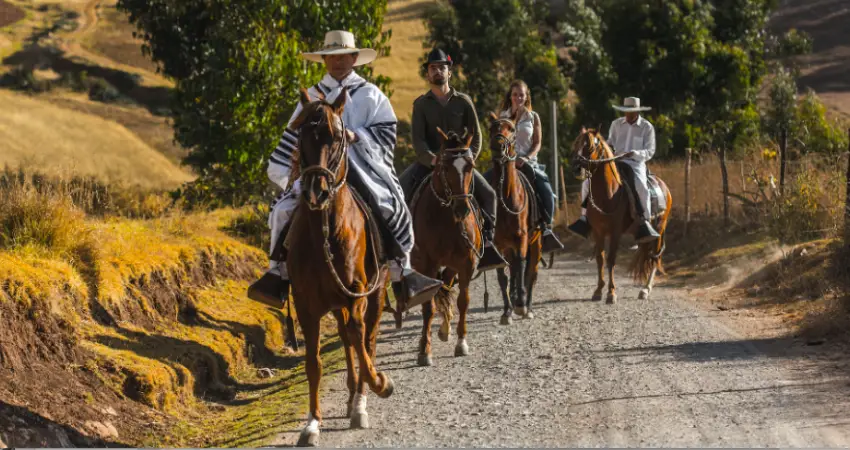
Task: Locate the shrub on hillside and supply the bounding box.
[0,178,88,256]
[87,77,123,103]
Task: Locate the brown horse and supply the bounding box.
[286,87,394,446]
[409,128,481,366]
[571,127,672,303]
[485,112,542,325]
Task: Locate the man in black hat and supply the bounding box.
[399,48,507,272]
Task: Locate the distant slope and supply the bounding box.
[0,89,192,189]
[372,0,435,121]
[770,0,850,118]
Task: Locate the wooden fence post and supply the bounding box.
[720,147,730,228]
[845,128,850,244]
[559,163,568,224]
[684,148,692,236]
[780,126,788,195]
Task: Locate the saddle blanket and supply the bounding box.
[648,174,667,220]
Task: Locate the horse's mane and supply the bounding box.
[585,129,622,188]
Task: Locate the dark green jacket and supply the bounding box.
[411,88,482,167]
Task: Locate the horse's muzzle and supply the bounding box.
[305,176,331,210]
[452,200,471,221]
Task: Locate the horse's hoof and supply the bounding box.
[524,310,535,320]
[438,322,450,342]
[592,292,603,302]
[417,353,433,366]
[350,412,369,429]
[455,340,469,357]
[500,314,512,326]
[297,429,319,447]
[638,289,649,300]
[377,372,394,398]
[514,306,528,316]
[606,293,617,304]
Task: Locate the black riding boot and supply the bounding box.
[619,165,661,244]
[247,221,292,308]
[477,216,509,272]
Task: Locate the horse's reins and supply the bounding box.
[491,118,528,216]
[429,147,484,260]
[298,112,386,298]
[577,135,626,216]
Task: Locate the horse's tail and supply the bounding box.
[434,282,458,322]
[629,179,672,284]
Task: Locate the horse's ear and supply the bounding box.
[299,88,312,106]
[436,126,449,143]
[331,86,348,115]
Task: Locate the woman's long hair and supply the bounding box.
[500,80,533,120]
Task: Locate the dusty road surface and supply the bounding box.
[273,255,850,447]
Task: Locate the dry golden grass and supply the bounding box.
[372,0,435,120]
[80,0,161,75]
[0,89,193,189]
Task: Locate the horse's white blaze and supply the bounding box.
[352,393,368,415]
[452,157,466,175]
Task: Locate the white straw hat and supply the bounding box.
[302,30,378,67]
[612,97,652,112]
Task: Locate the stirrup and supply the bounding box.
[246,268,288,309]
[477,243,508,272]
[541,228,565,253]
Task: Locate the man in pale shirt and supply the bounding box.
[567,97,662,244]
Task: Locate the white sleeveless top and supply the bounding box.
[499,108,539,164]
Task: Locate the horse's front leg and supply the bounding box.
[332,310,357,418]
[592,235,605,302]
[512,252,528,317]
[524,234,542,319]
[347,296,394,430]
[606,234,621,304]
[296,313,323,447]
[495,255,512,323]
[455,272,472,357]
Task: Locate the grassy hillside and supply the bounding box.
[373,0,435,120]
[0,89,191,189]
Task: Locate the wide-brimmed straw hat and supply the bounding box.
[612,97,652,112]
[302,30,377,67]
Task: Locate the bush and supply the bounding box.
[793,90,849,156]
[0,178,88,256]
[87,77,123,103]
[765,170,844,245]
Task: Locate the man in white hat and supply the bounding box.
[567,96,662,243]
[247,30,443,310]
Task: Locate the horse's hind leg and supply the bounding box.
[592,236,605,302]
[296,313,323,446]
[497,266,512,325]
[437,269,457,343]
[639,266,658,300]
[332,310,358,418]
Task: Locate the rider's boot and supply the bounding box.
[477,220,509,272]
[391,263,444,317]
[247,260,290,309]
[624,173,661,244]
[541,221,565,253]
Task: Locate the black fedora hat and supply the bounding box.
[423,48,453,69]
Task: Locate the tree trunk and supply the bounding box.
[720,147,730,228]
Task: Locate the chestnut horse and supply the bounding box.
[485,112,542,325]
[571,128,672,303]
[409,128,482,367]
[287,87,394,446]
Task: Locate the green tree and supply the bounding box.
[422,0,570,174]
[117,0,392,206]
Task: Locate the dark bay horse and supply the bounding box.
[571,128,672,303]
[485,112,542,325]
[409,128,481,366]
[287,87,394,446]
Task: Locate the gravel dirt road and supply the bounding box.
[273,254,850,447]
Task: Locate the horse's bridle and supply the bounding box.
[574,133,625,216]
[428,146,484,259]
[430,147,475,208]
[298,113,349,211]
[490,118,527,216]
[296,107,385,298]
